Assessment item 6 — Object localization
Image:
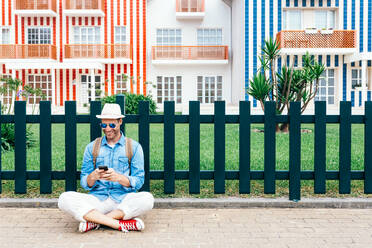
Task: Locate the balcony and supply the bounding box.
[64,44,131,63]
[14,0,57,16]
[64,0,105,16]
[152,46,228,65]
[175,0,205,19]
[0,44,57,60]
[276,30,357,55]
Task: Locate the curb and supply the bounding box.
[1,197,372,209]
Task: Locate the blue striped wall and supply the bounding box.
[369,0,372,52]
[245,0,249,101]
[343,63,347,101]
[344,0,347,29]
[352,0,355,30]
[253,0,257,107]
[359,91,362,106]
[360,0,363,52]
[243,0,371,104]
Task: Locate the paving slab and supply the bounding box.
[0,207,371,248]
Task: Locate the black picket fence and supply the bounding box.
[0,95,371,200]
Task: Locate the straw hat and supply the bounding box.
[96,103,125,119]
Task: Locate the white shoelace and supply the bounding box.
[87,222,99,231]
[119,222,136,233]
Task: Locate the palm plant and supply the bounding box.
[247,38,325,132]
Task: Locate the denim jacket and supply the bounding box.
[80,133,144,203]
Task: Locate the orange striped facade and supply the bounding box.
[0,0,148,107]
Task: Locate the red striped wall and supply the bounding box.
[66,69,70,101]
[111,64,114,95]
[8,0,10,25]
[21,17,24,44]
[143,0,147,96]
[59,70,63,106]
[2,0,5,26]
[136,0,140,95]
[14,15,18,44]
[117,0,120,26]
[124,0,127,25]
[130,0,133,93]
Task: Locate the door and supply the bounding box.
[80,75,102,105]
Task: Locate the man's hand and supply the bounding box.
[100,168,122,182]
[100,168,131,187]
[87,168,105,188]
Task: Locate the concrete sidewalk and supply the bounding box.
[0,207,372,248]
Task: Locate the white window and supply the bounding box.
[197,76,223,103]
[315,10,335,29]
[1,28,10,44]
[115,26,127,44]
[283,10,302,30]
[116,74,128,94]
[351,69,362,89]
[0,75,13,105]
[27,27,51,44]
[156,76,182,104]
[315,69,335,105]
[73,27,101,44]
[156,29,182,45]
[197,28,222,45]
[27,75,52,104]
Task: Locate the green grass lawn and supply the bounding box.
[0,123,369,198]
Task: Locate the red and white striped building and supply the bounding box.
[0,0,148,111]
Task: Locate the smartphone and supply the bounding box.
[98,165,108,171]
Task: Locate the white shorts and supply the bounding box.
[58,191,154,223]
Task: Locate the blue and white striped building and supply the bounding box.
[241,0,372,113]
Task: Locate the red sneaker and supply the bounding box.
[79,222,100,232]
[118,218,145,232]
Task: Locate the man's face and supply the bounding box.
[101,119,122,140]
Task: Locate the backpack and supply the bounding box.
[92,137,133,175]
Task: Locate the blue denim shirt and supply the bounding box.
[80,133,144,203]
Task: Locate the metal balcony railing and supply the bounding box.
[64,44,131,59]
[65,0,104,11]
[176,0,204,12]
[15,0,56,12]
[276,30,357,49]
[152,46,228,60]
[0,44,57,59]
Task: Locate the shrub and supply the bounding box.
[1,123,35,151]
[100,93,157,114]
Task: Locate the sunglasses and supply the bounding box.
[100,123,117,129]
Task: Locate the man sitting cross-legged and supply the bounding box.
[58,103,154,233]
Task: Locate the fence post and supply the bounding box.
[239,101,251,194]
[65,101,77,191]
[116,94,125,135]
[314,101,326,194]
[15,101,26,194]
[364,101,372,193]
[164,101,175,194]
[289,102,301,200]
[339,101,351,194]
[264,101,276,194]
[90,101,101,141]
[189,101,200,194]
[214,101,225,194]
[40,101,52,194]
[139,101,150,192]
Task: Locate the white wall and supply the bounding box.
[147,0,232,107]
[231,0,245,103]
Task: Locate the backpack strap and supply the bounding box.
[125,137,133,175]
[92,137,102,169]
